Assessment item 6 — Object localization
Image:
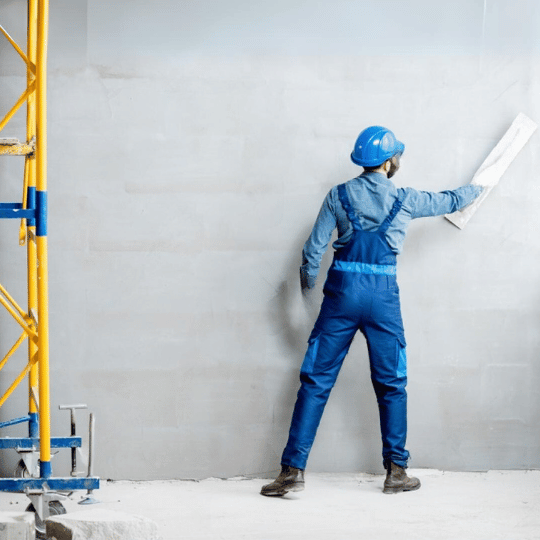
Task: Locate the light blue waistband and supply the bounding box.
[333,260,397,276]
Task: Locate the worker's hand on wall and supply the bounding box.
[300,271,317,314]
[300,267,316,292]
[300,273,311,296]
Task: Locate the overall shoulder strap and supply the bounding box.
[337,183,362,230]
[379,188,405,233]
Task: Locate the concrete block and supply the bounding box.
[0,512,35,540]
[46,509,159,540]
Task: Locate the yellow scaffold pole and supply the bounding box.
[35,0,51,478]
[26,0,39,437]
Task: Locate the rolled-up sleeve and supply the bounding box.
[300,192,337,289]
[405,185,483,218]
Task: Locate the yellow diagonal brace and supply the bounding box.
[0,295,37,339]
[0,282,27,320]
[0,332,28,372]
[0,24,36,75]
[0,354,39,409]
[0,81,36,134]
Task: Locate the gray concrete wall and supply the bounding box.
[0,0,539,479]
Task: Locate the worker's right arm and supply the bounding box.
[404,185,483,219]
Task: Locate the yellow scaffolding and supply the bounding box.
[0,2,98,500]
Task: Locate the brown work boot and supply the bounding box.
[383,462,421,494]
[260,465,305,497]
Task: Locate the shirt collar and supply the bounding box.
[357,171,394,186]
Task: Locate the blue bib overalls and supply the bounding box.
[282,184,410,470]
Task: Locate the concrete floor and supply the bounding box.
[1,470,539,539]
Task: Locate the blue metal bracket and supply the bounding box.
[0,202,36,220]
[0,477,100,492]
[0,436,82,449]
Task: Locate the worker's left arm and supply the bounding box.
[300,191,337,291]
[405,184,483,218]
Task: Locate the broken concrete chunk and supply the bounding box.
[46,509,159,540]
[0,511,35,540]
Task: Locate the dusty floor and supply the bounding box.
[0,470,539,539]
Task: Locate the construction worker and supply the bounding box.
[261,126,483,496]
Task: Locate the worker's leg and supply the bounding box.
[364,287,410,469]
[281,293,359,470]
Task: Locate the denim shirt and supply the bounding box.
[301,172,483,289]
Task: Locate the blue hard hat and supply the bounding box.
[350,126,405,167]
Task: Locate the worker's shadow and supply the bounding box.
[268,226,326,353]
[268,219,339,354]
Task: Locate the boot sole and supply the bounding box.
[260,483,305,497]
[383,482,421,494]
